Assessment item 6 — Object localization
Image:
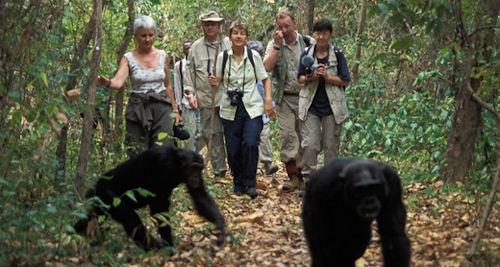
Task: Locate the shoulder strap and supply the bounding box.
[301,34,311,47]
[222,48,258,81]
[222,49,229,79]
[179,60,184,90]
[246,47,257,81]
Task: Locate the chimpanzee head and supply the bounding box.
[177,148,205,189]
[340,160,389,221]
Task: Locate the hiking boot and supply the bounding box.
[282,174,302,192]
[246,187,258,199]
[264,162,278,175]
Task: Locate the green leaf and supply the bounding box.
[389,37,414,51]
[11,110,23,126]
[113,197,121,207]
[98,215,106,223]
[26,109,37,122]
[125,190,138,203]
[377,4,390,14]
[137,188,156,198]
[40,72,48,87]
[368,5,384,17]
[158,132,168,141]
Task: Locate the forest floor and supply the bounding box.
[50,164,499,267]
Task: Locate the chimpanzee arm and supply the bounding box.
[187,184,226,245]
[376,165,411,267]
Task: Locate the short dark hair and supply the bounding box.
[313,19,333,34]
[229,20,248,36]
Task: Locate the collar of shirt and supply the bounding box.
[283,31,300,48]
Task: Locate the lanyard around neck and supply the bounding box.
[226,56,246,91]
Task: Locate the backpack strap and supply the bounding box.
[301,34,311,47]
[179,59,184,90]
[221,47,257,81]
[222,49,229,78]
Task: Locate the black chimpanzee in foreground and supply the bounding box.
[302,158,410,267]
[73,146,226,251]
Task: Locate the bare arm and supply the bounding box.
[263,31,284,72]
[97,56,130,89]
[262,78,276,119]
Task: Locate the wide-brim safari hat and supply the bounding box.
[199,11,224,22]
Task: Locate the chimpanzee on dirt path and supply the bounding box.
[302,158,410,267]
[73,146,226,251]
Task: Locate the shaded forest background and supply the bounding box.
[0,0,499,266]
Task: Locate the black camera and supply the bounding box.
[173,121,190,140]
[227,89,243,106]
[302,55,320,77]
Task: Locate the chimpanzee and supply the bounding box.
[73,146,226,251]
[302,158,410,267]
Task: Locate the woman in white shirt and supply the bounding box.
[209,21,276,198]
[97,15,181,156]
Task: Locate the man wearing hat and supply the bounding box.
[184,11,231,178]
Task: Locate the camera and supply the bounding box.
[227,89,243,106]
[301,55,320,77]
[173,121,190,140]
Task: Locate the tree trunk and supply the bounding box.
[75,0,103,195]
[111,0,135,152]
[56,10,97,175]
[441,0,500,183]
[351,0,367,83]
[305,0,315,34]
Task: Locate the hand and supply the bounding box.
[264,100,276,120]
[176,114,183,124]
[189,95,198,110]
[97,75,110,87]
[273,30,283,48]
[316,64,327,79]
[209,75,220,87]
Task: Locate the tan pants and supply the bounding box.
[199,107,227,174]
[259,123,273,163]
[276,94,302,164]
[300,112,342,175]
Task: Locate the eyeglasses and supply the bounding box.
[314,31,331,37]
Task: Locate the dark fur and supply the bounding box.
[302,158,410,267]
[73,146,226,250]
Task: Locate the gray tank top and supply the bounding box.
[124,50,166,94]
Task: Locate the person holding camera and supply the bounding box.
[297,19,351,195]
[209,21,276,198]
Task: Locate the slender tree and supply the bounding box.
[75,0,103,194]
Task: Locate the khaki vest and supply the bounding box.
[271,36,309,103]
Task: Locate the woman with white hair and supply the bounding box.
[97,15,181,156]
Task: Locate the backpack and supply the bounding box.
[301,34,311,47]
[221,46,257,81]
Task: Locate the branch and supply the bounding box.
[469,25,500,39]
[465,82,500,122]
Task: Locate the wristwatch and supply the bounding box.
[185,92,195,99]
[272,45,280,51]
